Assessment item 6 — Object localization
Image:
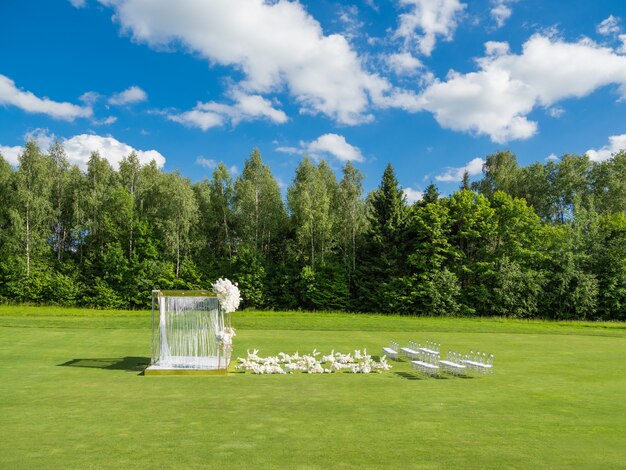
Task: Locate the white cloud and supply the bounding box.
[546,153,559,162]
[79,91,101,105]
[93,116,118,125]
[0,145,22,166]
[546,106,564,118]
[597,15,621,36]
[484,41,510,56]
[435,157,484,182]
[490,0,514,29]
[619,34,626,54]
[25,128,55,151]
[417,67,537,143]
[276,134,364,163]
[337,5,364,42]
[64,134,165,169]
[586,134,626,162]
[307,134,364,162]
[1,128,57,166]
[168,109,224,131]
[99,0,389,125]
[229,165,239,175]
[1,129,165,169]
[275,146,303,155]
[69,0,86,8]
[387,52,423,76]
[167,91,287,130]
[0,74,92,120]
[414,34,626,142]
[196,156,217,169]
[394,0,466,56]
[108,85,147,105]
[403,187,423,204]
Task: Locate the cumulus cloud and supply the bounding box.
[0,74,92,120]
[307,134,364,162]
[108,85,148,105]
[168,109,224,131]
[490,0,514,29]
[387,52,424,76]
[69,0,86,8]
[586,134,626,162]
[1,129,165,169]
[167,91,288,130]
[435,157,485,182]
[63,134,165,169]
[403,187,423,204]
[276,134,364,163]
[99,0,389,124]
[597,15,621,36]
[414,35,626,142]
[0,145,22,166]
[24,128,55,151]
[394,0,466,56]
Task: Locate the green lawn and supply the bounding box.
[1,306,626,469]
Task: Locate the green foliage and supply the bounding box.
[422,268,462,316]
[296,264,349,311]
[492,256,545,318]
[232,245,266,308]
[0,142,624,319]
[84,278,125,309]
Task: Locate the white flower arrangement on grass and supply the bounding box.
[211,278,241,313]
[236,348,392,375]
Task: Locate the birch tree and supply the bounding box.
[13,141,53,276]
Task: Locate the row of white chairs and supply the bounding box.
[383,341,495,377]
[461,350,494,374]
[411,350,442,376]
[399,340,440,359]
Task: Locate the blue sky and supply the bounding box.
[2,0,626,199]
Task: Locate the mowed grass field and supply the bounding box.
[1,306,626,469]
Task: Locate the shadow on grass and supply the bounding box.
[58,357,149,373]
[394,371,421,380]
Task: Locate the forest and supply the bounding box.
[0,141,625,320]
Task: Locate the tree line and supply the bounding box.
[0,142,625,319]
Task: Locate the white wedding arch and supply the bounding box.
[145,290,233,375]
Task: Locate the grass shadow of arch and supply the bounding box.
[58,357,149,374]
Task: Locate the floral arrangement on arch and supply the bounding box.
[212,278,241,347]
[236,349,392,375]
[212,278,241,313]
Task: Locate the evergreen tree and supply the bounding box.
[420,183,439,205]
[354,163,408,312]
